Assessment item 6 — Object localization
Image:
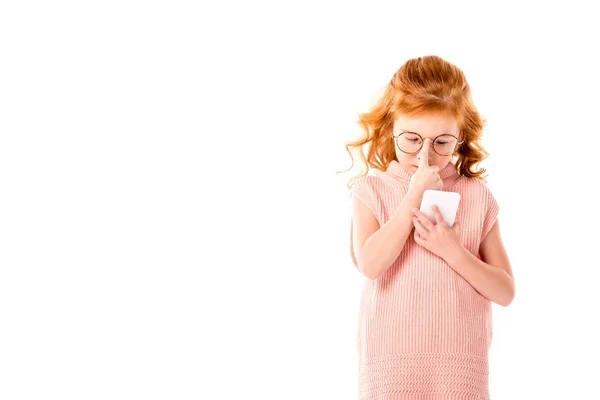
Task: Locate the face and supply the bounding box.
[391,112,461,174]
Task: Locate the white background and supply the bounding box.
[1,1,599,399]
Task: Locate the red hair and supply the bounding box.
[340,55,490,188]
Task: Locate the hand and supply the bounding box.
[412,204,463,261]
[407,139,443,196]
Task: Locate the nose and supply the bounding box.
[417,138,433,162]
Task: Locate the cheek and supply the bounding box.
[394,149,404,161]
[433,155,452,168]
[395,152,417,168]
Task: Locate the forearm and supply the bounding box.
[360,190,423,279]
[445,246,515,306]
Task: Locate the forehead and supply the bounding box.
[393,112,459,138]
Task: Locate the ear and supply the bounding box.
[455,136,465,154]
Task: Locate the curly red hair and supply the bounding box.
[339,55,491,188]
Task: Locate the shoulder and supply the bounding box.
[349,174,388,221]
[349,174,386,197]
[455,176,500,220]
[457,176,496,198]
[350,174,383,189]
[350,172,402,201]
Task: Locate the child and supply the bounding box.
[343,55,514,399]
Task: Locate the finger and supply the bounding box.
[432,205,445,226]
[414,230,425,246]
[418,139,431,169]
[412,208,435,231]
[413,216,428,237]
[453,219,461,234]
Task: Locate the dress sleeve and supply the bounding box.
[349,175,380,221]
[481,185,500,242]
[349,176,381,270]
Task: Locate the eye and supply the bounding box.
[402,133,421,141]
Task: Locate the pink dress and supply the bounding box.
[349,160,500,400]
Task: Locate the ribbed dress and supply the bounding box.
[349,160,500,400]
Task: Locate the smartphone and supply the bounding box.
[419,190,461,227]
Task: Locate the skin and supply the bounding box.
[392,111,461,174]
[352,111,515,306]
[412,205,515,306]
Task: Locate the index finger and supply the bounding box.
[418,139,431,168]
[432,205,446,227]
[412,207,435,230]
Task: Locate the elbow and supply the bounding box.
[361,266,381,281]
[497,296,514,307]
[356,254,383,280]
[497,281,515,307]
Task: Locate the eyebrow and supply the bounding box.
[398,129,455,136]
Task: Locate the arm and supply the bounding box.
[445,219,515,306]
[352,189,423,280]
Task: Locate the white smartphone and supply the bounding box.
[419,190,461,227]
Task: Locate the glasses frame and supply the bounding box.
[392,131,465,156]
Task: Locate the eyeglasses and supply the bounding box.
[392,131,464,156]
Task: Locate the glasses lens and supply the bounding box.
[433,135,458,156]
[396,132,422,153]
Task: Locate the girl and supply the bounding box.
[343,55,514,399]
